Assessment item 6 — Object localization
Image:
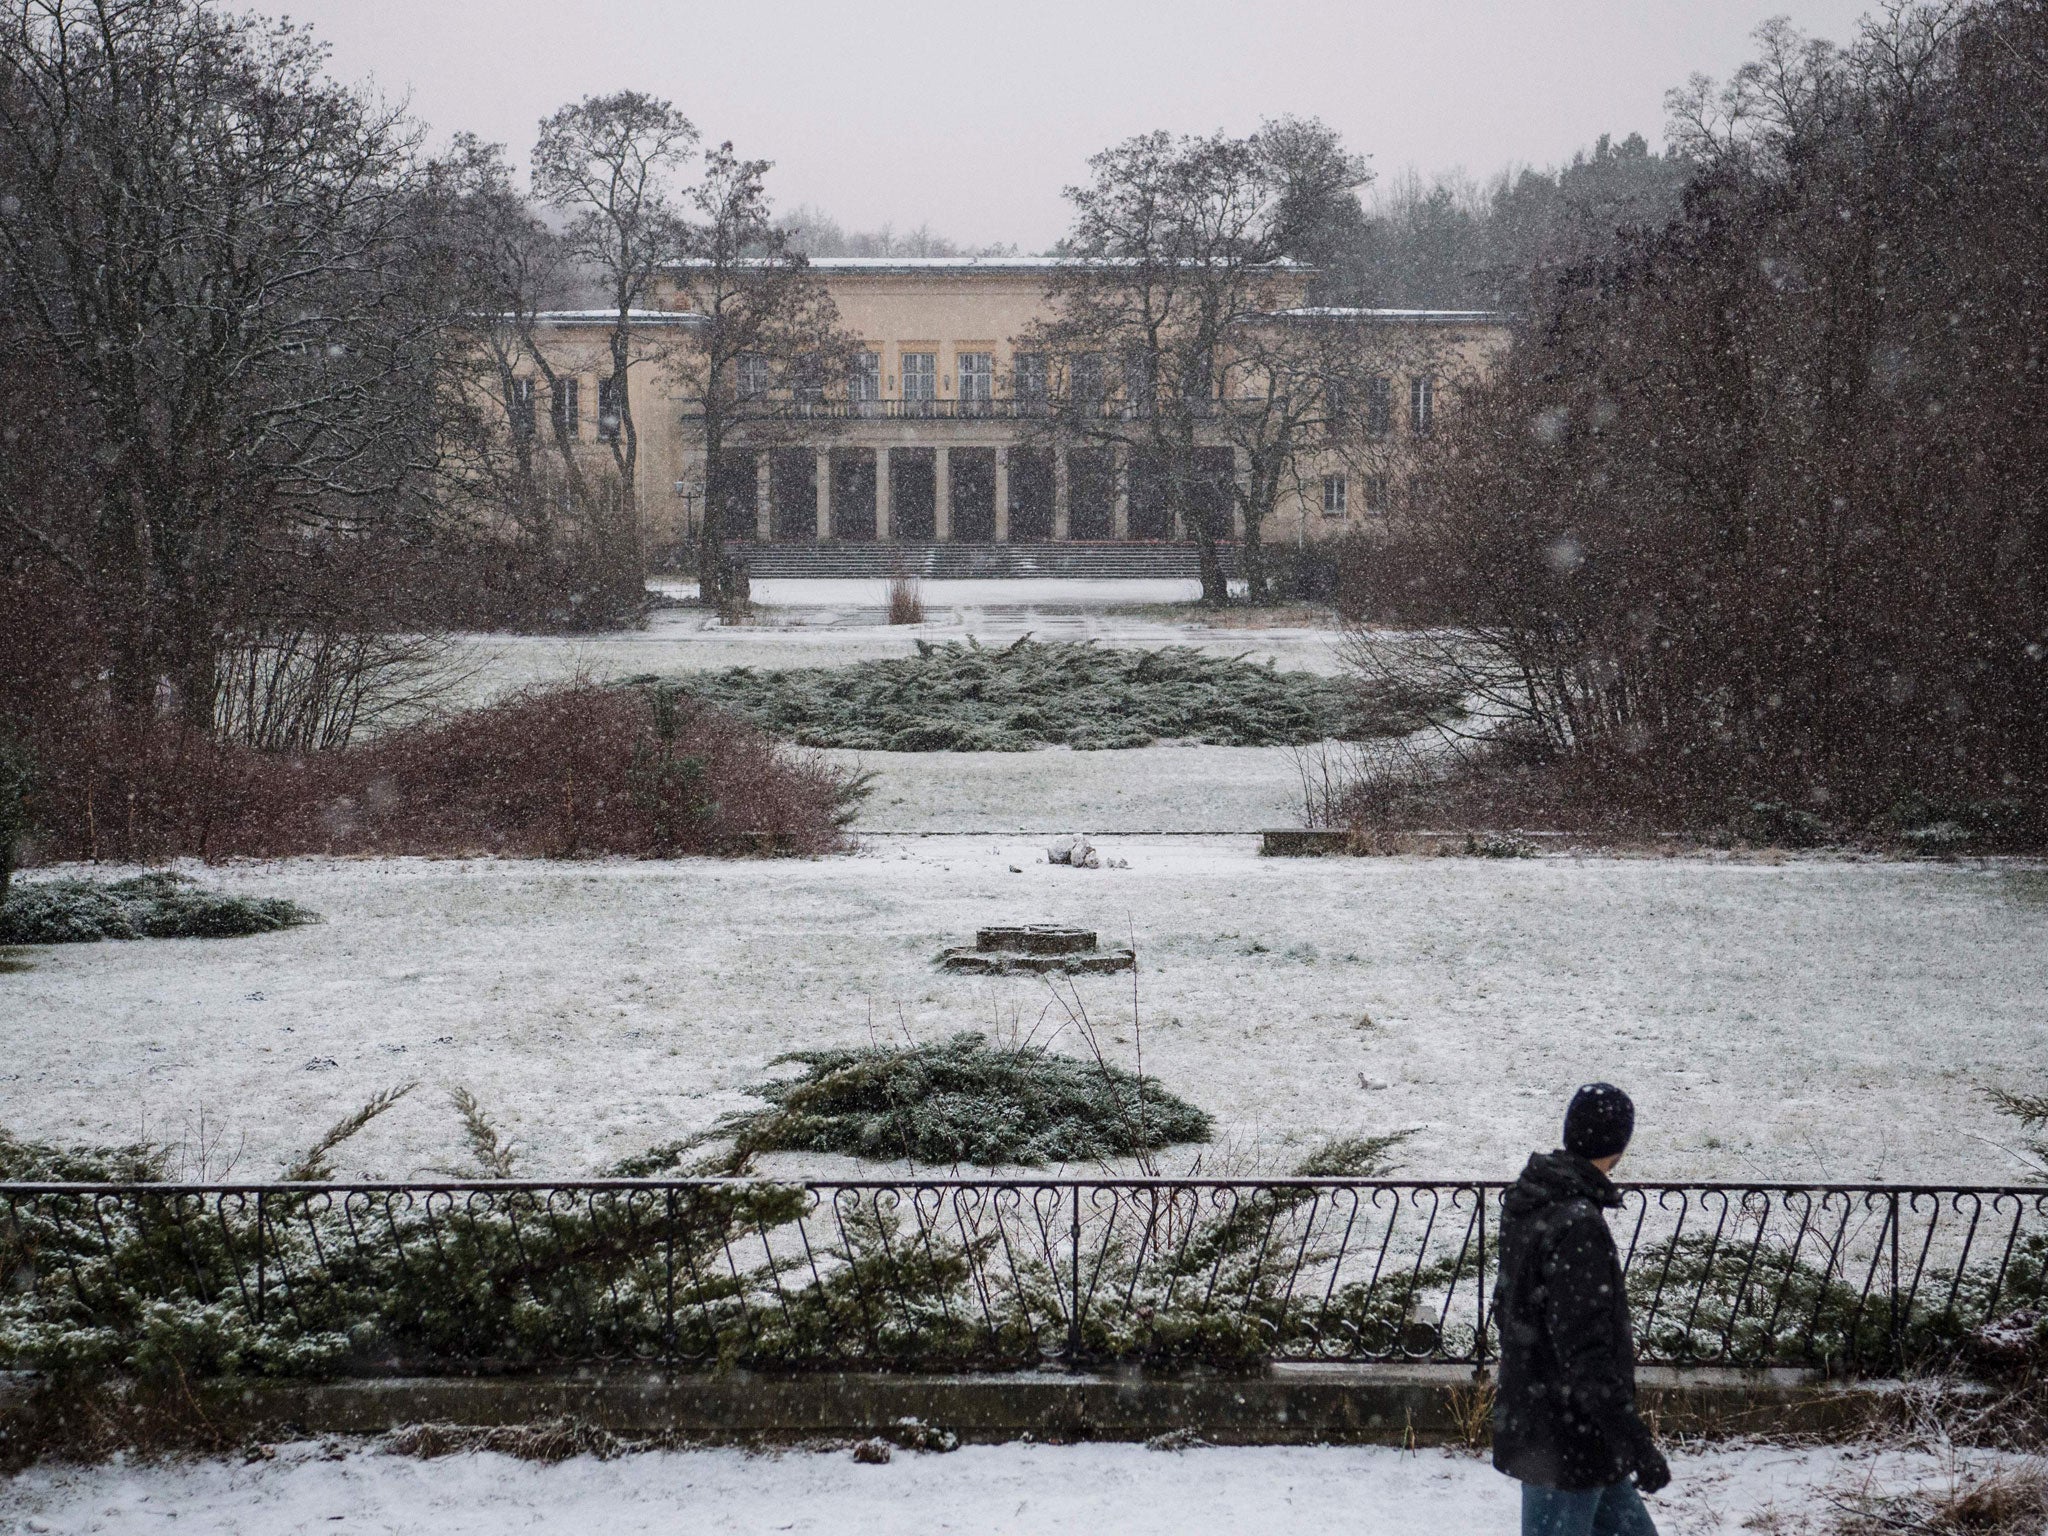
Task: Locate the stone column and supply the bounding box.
[1232,449,1249,538]
[754,452,771,539]
[934,445,952,541]
[1112,449,1129,540]
[1053,449,1071,540]
[875,446,891,539]
[993,447,1010,542]
[815,448,832,540]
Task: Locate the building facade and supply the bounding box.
[519,258,1509,561]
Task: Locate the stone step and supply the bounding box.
[710,541,1242,582]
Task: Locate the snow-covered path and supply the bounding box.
[0,1440,2018,1535]
[5,841,2042,1184]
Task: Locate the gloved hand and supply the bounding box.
[1633,1440,1671,1496]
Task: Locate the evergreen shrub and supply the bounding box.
[713,1031,1213,1165]
[665,638,1456,752]
[0,871,313,944]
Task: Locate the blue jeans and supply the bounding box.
[1520,1479,1659,1536]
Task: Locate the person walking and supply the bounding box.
[1493,1083,1670,1536]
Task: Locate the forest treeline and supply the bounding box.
[1356,1,2048,838]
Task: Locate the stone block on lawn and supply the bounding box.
[940,922,1135,975]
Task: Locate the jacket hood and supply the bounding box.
[1503,1149,1622,1219]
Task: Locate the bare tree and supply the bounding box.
[670,142,854,611]
[1022,119,1366,606]
[1366,1,2048,827]
[0,0,464,730]
[531,91,698,604]
[1214,310,1461,602]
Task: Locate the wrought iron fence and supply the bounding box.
[1,1180,2041,1377]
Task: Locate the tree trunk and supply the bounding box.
[1244,513,1269,605]
[696,415,728,612]
[607,323,645,610]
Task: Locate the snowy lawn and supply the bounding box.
[1,1439,2033,1535]
[4,841,2042,1185]
[834,744,1310,831]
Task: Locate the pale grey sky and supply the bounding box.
[273,0,1877,249]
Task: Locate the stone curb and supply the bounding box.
[1,1366,1884,1450]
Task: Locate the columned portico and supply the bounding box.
[993,448,1010,542]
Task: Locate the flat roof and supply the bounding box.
[665,255,1314,276]
[527,308,702,325]
[1269,306,1509,324]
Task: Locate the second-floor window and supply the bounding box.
[794,353,825,408]
[1365,473,1390,514]
[1122,348,1155,414]
[1365,376,1392,436]
[1071,352,1105,415]
[958,351,993,408]
[737,353,771,400]
[551,376,578,438]
[901,351,937,402]
[597,375,622,440]
[1014,352,1048,404]
[1322,473,1348,516]
[849,352,881,406]
[510,376,536,439]
[1410,375,1435,435]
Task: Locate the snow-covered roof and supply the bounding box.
[527,308,703,326]
[664,256,1315,276]
[1268,307,1508,325]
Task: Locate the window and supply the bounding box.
[1322,473,1348,517]
[1410,375,1435,435]
[551,377,579,438]
[1364,376,1392,436]
[597,375,622,440]
[1013,352,1048,406]
[958,351,993,413]
[849,351,881,411]
[1122,348,1155,415]
[510,377,536,439]
[1364,473,1389,514]
[737,353,771,400]
[1071,352,1105,416]
[901,351,936,412]
[793,352,825,409]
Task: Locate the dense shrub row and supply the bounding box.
[10,685,864,866]
[666,638,1455,752]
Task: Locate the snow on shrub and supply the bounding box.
[0,871,312,945]
[665,638,1456,752]
[710,1031,1213,1166]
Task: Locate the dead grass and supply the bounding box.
[1823,1458,2048,1535]
[886,573,926,625]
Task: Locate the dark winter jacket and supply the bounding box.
[1491,1150,1653,1491]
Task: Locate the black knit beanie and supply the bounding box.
[1563,1082,1635,1160]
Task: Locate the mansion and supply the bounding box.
[524,257,1508,560]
